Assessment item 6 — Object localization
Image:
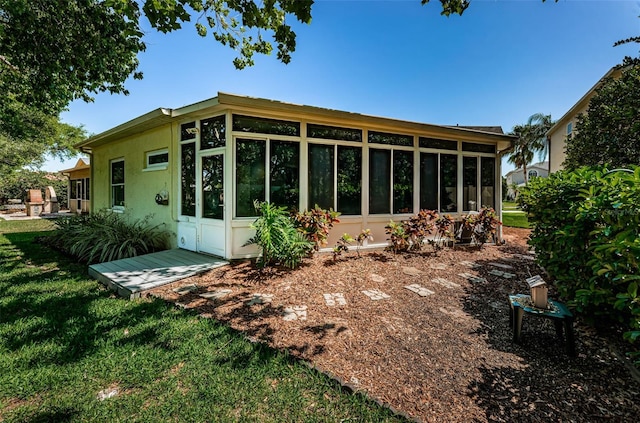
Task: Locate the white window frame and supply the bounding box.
[144,148,169,171]
[567,122,573,136]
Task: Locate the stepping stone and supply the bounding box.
[246,293,273,306]
[432,277,460,289]
[323,293,347,306]
[460,261,481,269]
[199,289,232,300]
[488,269,516,279]
[458,273,487,283]
[173,284,198,294]
[402,266,423,276]
[429,263,448,270]
[488,262,514,270]
[283,305,307,321]
[404,284,435,297]
[369,274,385,283]
[362,289,391,301]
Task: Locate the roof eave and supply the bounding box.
[75,108,173,151]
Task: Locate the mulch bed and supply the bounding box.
[148,227,640,422]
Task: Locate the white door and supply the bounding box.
[198,153,225,257]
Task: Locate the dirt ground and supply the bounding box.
[149,227,640,422]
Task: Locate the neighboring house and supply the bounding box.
[75,93,515,259]
[504,161,549,199]
[60,158,90,214]
[547,67,622,173]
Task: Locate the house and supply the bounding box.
[75,93,515,259]
[60,157,90,214]
[547,67,622,173]
[504,161,549,199]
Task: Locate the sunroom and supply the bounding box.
[77,93,515,260]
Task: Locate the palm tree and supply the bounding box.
[507,113,554,185]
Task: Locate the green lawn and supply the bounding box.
[501,212,530,229]
[502,201,520,211]
[0,220,406,422]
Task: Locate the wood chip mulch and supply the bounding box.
[148,228,640,422]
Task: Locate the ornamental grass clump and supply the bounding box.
[42,211,170,264]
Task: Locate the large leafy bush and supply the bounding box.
[42,211,170,263]
[519,167,640,347]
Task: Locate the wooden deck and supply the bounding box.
[89,249,228,299]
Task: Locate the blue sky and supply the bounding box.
[50,0,639,174]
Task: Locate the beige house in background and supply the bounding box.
[547,66,621,173]
[60,158,90,214]
[75,93,515,259]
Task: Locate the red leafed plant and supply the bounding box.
[293,204,341,251]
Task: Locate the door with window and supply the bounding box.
[198,153,225,256]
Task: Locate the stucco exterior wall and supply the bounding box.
[91,124,178,247]
[548,103,588,173]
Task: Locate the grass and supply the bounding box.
[0,220,406,422]
[501,212,530,229]
[500,202,530,228]
[502,201,520,211]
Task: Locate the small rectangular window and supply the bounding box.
[419,137,457,151]
[146,149,168,169]
[233,114,300,137]
[181,122,196,141]
[368,131,413,147]
[201,115,226,149]
[567,122,573,136]
[462,142,495,154]
[308,123,362,142]
[111,159,125,208]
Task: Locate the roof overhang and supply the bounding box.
[75,92,516,152]
[75,108,173,151]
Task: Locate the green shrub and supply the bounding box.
[519,166,640,348]
[42,211,170,263]
[245,201,313,269]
